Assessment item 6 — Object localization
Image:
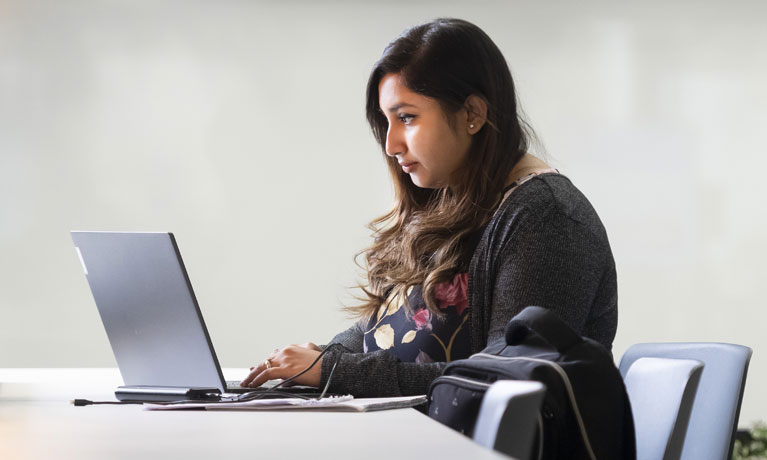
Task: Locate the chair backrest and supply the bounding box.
[473,380,546,460]
[624,357,704,460]
[619,343,752,460]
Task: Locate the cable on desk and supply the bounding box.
[71,399,143,406]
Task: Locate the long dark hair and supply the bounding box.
[347,18,534,319]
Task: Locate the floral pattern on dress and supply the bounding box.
[435,272,469,314]
[364,272,471,363]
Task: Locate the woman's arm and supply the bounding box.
[241,319,445,395]
[319,348,446,397]
[318,319,446,396]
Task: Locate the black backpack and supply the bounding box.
[427,306,636,460]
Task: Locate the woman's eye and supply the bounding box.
[398,114,415,124]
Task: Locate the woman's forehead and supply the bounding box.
[378,73,436,112]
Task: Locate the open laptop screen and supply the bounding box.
[71,231,227,392]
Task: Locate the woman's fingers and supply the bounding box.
[241,365,278,387]
[241,343,321,387]
[242,353,288,387]
[247,367,279,389]
[240,362,265,387]
[242,347,285,385]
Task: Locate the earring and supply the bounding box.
[469,123,475,129]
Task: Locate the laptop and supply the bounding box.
[71,231,319,401]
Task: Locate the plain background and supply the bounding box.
[1,0,765,425]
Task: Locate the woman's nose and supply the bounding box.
[385,125,405,157]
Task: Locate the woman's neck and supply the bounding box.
[504,154,551,188]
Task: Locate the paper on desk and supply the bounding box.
[144,395,427,412]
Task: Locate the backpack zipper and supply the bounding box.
[433,375,492,389]
[469,353,597,460]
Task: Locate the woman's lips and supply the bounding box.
[401,162,418,173]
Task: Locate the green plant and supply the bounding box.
[733,422,767,460]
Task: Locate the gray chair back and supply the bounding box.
[473,380,546,460]
[624,357,703,460]
[619,343,752,460]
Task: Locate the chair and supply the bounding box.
[623,357,704,460]
[473,380,546,460]
[619,343,753,460]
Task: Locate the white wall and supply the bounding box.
[1,0,765,424]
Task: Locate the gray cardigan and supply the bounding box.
[319,174,617,397]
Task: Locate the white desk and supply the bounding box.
[0,369,510,460]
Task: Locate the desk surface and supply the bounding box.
[0,369,509,460]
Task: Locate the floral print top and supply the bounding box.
[362,270,475,363]
[362,170,559,364]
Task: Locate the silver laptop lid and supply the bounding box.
[71,231,227,391]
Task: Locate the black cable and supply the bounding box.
[316,352,342,400]
[71,399,143,406]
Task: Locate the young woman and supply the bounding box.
[241,18,617,396]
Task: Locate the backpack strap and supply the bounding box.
[504,306,583,353]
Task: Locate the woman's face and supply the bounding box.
[378,73,472,189]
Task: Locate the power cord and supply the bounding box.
[71,399,143,406]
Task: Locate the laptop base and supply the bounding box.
[115,385,222,402]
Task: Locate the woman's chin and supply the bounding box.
[410,174,435,189]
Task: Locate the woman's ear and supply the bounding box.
[464,95,488,135]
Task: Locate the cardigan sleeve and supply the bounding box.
[318,318,446,396]
[318,348,446,397]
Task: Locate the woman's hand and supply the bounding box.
[240,342,323,388]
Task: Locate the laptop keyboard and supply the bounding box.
[225,380,321,394]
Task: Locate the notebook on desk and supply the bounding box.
[71,231,323,401]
